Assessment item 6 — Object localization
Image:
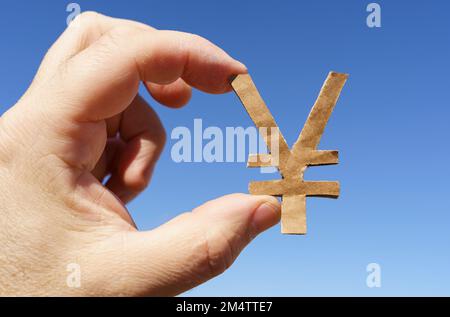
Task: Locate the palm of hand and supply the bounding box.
[0,12,280,296]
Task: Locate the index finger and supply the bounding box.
[53,27,247,122]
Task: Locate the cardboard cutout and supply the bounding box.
[231,72,348,234]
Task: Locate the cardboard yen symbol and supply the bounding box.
[231,72,348,235]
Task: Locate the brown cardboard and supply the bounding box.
[231,72,348,235]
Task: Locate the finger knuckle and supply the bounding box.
[74,11,101,26]
[99,26,142,59]
[154,129,167,153]
[141,128,166,154]
[187,33,206,44]
[127,173,150,193]
[107,25,141,40]
[198,228,235,279]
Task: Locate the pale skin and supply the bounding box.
[0,12,281,296]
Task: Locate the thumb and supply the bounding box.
[119,194,280,296]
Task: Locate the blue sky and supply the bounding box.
[1,0,449,296]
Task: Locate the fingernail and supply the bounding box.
[227,54,247,73]
[234,60,248,73]
[251,198,281,236]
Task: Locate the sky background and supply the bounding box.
[1,0,449,296]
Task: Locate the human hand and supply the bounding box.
[0,12,280,296]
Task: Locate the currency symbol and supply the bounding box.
[231,72,348,234]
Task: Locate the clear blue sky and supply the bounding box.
[1,0,449,296]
